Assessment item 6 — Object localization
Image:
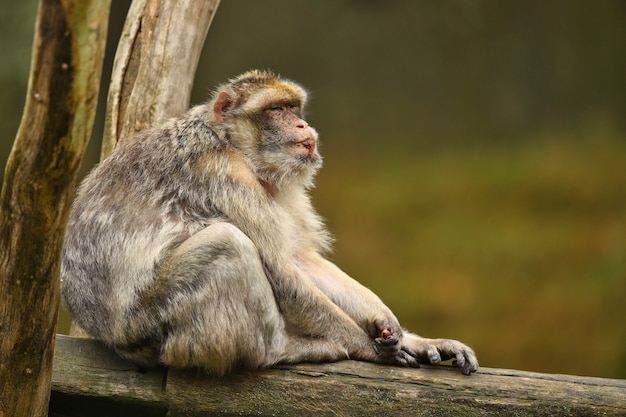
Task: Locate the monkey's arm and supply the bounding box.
[300,253,478,374]
[299,253,403,340]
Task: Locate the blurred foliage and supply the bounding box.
[2,0,625,378]
[316,134,626,378]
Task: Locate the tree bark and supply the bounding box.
[101,0,221,159]
[0,1,110,416]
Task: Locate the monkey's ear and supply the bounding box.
[213,91,233,119]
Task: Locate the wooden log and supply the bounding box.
[50,335,626,417]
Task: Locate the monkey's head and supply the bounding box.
[209,70,322,191]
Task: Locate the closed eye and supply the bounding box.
[265,105,285,113]
[264,102,303,116]
[289,105,302,116]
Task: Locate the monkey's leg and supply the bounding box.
[120,222,349,374]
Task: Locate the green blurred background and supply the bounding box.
[1,1,624,378]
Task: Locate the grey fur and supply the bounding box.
[61,70,478,375]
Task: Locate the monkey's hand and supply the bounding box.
[402,334,479,375]
[359,320,419,367]
[367,319,403,355]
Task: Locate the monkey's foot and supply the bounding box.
[402,336,479,375]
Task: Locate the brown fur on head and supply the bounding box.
[209,70,309,118]
[208,70,321,192]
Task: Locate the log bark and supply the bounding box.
[0,1,110,416]
[50,335,626,417]
[101,0,221,159]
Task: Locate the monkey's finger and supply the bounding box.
[401,345,418,359]
[454,349,466,369]
[426,347,442,364]
[367,322,395,340]
[378,334,399,346]
[460,350,479,375]
[374,335,400,354]
[378,334,399,345]
[395,350,420,368]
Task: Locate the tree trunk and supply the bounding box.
[101,0,221,159]
[0,0,110,416]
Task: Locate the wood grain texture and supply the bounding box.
[50,335,626,417]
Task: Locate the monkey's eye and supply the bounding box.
[289,105,302,116]
[267,105,285,112]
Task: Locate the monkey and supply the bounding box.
[61,70,478,376]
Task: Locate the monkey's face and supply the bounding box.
[256,99,320,160]
[212,72,323,188]
[247,99,322,190]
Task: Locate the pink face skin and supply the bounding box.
[263,103,319,158]
[271,105,317,156]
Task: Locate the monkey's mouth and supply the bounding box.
[295,137,317,156]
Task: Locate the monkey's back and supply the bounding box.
[61,110,222,343]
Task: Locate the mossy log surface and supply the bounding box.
[50,335,626,416]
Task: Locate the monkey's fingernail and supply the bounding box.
[381,329,392,339]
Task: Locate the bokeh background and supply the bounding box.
[1,1,624,378]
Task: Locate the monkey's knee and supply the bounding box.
[156,222,283,372]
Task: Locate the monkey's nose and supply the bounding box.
[296,120,308,129]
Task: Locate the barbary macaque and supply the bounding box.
[61,70,478,375]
